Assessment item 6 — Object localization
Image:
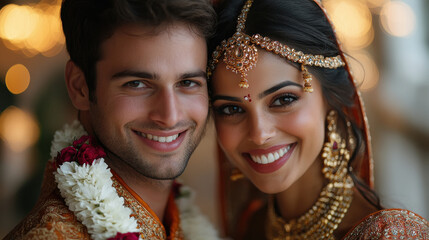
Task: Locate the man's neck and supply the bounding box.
[105,156,173,222]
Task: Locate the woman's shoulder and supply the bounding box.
[343,209,429,240]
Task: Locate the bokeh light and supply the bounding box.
[324,0,373,50]
[366,0,389,13]
[0,2,64,57]
[348,51,379,91]
[0,5,37,42]
[0,106,40,152]
[5,64,31,95]
[380,1,415,37]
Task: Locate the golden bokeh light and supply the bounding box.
[324,0,373,50]
[0,2,64,57]
[380,1,415,37]
[366,0,389,11]
[5,64,31,95]
[0,106,40,152]
[348,51,379,91]
[26,11,56,53]
[344,25,375,50]
[42,42,64,58]
[0,5,37,42]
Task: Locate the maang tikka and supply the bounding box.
[208,0,346,91]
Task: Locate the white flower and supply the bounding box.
[50,120,87,158]
[54,159,138,240]
[176,185,219,240]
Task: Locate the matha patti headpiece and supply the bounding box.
[207,0,346,91]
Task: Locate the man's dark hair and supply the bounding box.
[61,0,216,98]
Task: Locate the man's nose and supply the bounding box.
[148,88,182,128]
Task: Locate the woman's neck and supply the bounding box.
[274,158,326,221]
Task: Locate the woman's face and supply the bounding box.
[212,50,328,193]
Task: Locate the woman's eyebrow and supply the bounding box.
[211,95,242,103]
[258,81,303,99]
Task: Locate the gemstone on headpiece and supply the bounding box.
[222,32,258,88]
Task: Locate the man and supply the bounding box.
[5,0,217,239]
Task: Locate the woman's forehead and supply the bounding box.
[212,50,302,94]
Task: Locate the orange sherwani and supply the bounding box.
[4,163,183,240]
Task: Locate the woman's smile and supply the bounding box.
[242,143,296,174]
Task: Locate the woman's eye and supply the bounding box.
[217,105,244,116]
[125,81,146,88]
[271,94,298,107]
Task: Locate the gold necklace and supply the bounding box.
[266,176,354,240]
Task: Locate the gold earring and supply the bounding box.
[346,120,356,153]
[230,168,245,181]
[321,110,350,181]
[301,65,313,93]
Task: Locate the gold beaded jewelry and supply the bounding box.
[266,110,354,240]
[301,65,313,93]
[230,168,245,181]
[322,110,351,181]
[207,0,346,90]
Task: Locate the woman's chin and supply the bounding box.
[250,178,290,195]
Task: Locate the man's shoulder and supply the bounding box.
[4,188,90,240]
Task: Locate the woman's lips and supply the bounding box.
[243,143,296,174]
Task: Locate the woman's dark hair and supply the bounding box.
[61,0,216,100]
[210,0,381,209]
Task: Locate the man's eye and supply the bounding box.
[178,80,199,88]
[125,81,146,88]
[216,105,244,116]
[271,94,298,107]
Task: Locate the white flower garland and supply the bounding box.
[51,121,219,240]
[176,185,219,240]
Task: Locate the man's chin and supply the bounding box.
[135,163,188,180]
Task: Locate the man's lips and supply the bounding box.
[134,131,180,143]
[132,129,187,152]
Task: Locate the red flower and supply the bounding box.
[77,144,104,165]
[55,135,107,168]
[56,146,77,166]
[107,232,140,240]
[73,135,91,148]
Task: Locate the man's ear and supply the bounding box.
[65,60,91,111]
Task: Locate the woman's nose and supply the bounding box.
[247,112,276,145]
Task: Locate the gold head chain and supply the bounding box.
[207,0,346,92]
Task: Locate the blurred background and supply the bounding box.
[0,0,428,237]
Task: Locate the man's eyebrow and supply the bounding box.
[112,70,157,80]
[111,70,207,81]
[211,95,242,103]
[180,70,207,80]
[258,81,303,99]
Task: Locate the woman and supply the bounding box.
[208,0,429,239]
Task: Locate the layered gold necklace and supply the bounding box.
[267,176,353,240]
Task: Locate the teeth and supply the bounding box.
[139,132,179,143]
[250,145,291,164]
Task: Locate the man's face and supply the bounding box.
[90,23,208,180]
